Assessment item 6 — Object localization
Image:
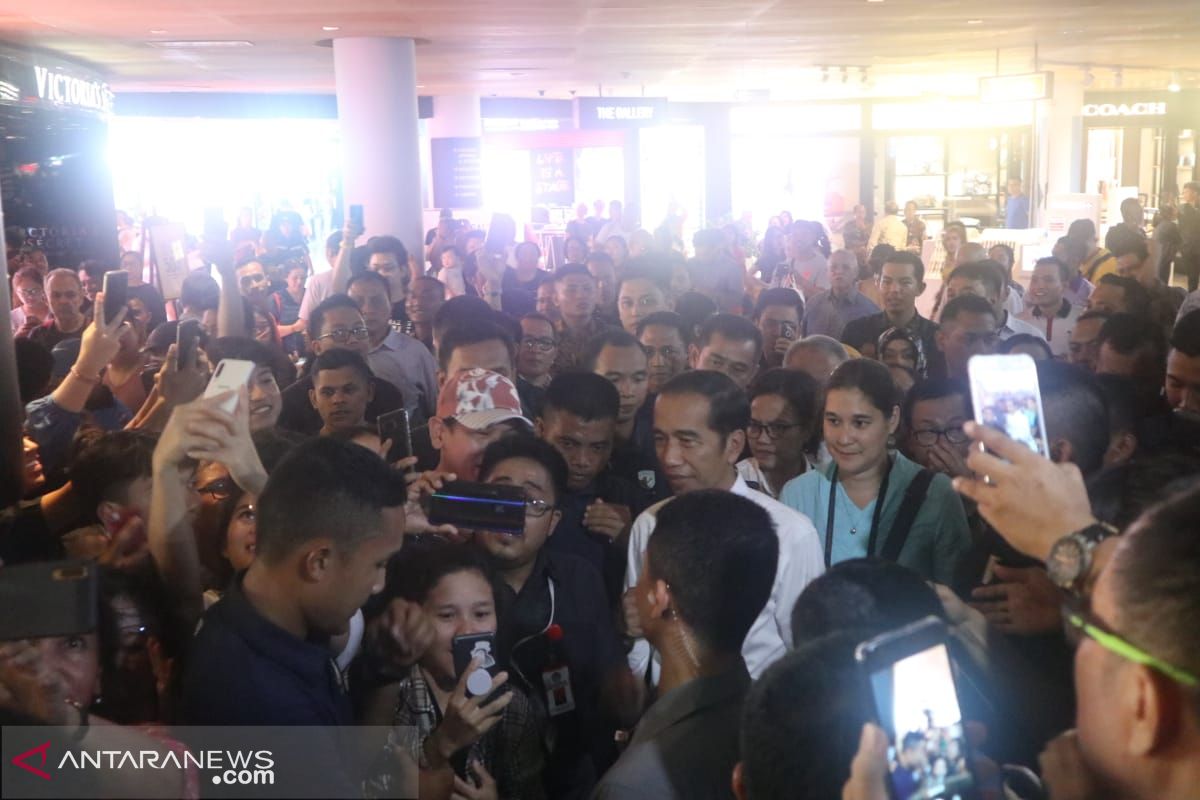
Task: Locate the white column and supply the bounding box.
[1033,70,1085,226]
[333,37,423,262]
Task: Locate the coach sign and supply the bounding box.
[1081,91,1197,128]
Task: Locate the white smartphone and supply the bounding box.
[966,353,1050,459]
[203,358,255,415]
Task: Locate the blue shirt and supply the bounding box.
[778,452,972,584]
[1006,193,1030,229]
[802,288,880,340]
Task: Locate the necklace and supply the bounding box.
[836,488,861,535]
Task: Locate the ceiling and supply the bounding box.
[1,0,1197,100]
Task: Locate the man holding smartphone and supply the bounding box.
[753,288,805,371]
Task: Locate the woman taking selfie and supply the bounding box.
[780,359,970,583]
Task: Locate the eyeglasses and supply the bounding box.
[16,286,45,298]
[912,425,969,447]
[1062,597,1198,688]
[521,337,556,352]
[189,476,237,501]
[525,498,553,518]
[318,326,370,343]
[747,420,802,440]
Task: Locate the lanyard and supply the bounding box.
[824,458,892,568]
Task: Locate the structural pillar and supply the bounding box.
[425,95,483,216]
[1033,70,1085,226]
[333,37,424,263]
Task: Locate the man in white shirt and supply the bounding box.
[867,201,909,251]
[1017,257,1082,358]
[624,370,825,681]
[596,199,631,245]
[943,260,1045,342]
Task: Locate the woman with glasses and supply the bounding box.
[737,368,821,499]
[10,265,49,334]
[780,359,971,583]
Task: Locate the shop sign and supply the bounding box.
[33,64,114,114]
[577,97,666,129]
[1081,101,1167,118]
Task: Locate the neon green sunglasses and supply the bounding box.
[1063,600,1199,688]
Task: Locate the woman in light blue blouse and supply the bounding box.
[779,359,971,584]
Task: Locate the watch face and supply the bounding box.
[1049,537,1086,585]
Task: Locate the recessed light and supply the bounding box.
[967,19,983,24]
[322,25,340,32]
[149,29,167,35]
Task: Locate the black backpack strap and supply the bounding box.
[880,469,936,562]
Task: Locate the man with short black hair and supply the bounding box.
[690,313,763,389]
[637,311,690,395]
[1166,309,1200,413]
[118,250,167,329]
[624,370,824,682]
[310,349,375,437]
[536,373,644,601]
[753,288,804,370]
[1088,273,1151,317]
[235,255,273,311]
[296,230,344,328]
[1068,310,1113,373]
[1095,313,1168,389]
[1038,361,1111,478]
[180,437,409,792]
[516,312,557,390]
[1005,176,1030,229]
[473,435,633,799]
[1070,218,1116,283]
[1017,257,1084,358]
[944,259,1042,341]
[404,275,445,352]
[902,378,973,480]
[596,491,780,800]
[347,271,437,420]
[553,264,614,374]
[616,264,672,334]
[936,293,999,380]
[841,252,941,373]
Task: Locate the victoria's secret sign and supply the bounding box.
[0,45,113,116]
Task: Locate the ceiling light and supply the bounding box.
[149,29,167,35]
[966,19,983,25]
[148,40,254,48]
[1168,72,1182,92]
[866,0,885,3]
[322,25,339,32]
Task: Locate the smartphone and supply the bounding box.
[349,204,364,230]
[856,617,978,800]
[427,481,526,535]
[102,270,128,324]
[781,320,798,341]
[176,318,202,370]
[966,353,1050,459]
[0,561,97,642]
[377,408,413,466]
[203,358,256,415]
[452,632,501,698]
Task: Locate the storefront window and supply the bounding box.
[575,146,624,215]
[640,125,704,245]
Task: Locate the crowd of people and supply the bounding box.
[3,189,1200,800]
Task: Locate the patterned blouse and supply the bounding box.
[366,664,546,800]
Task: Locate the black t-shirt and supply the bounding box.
[501,267,551,317]
[278,373,408,435]
[129,282,168,330]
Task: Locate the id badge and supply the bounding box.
[542,665,576,716]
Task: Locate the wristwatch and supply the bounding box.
[1046,522,1117,593]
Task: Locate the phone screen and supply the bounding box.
[867,642,975,800]
[349,204,364,230]
[102,270,128,324]
[967,353,1050,458]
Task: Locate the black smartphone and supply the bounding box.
[176,318,202,370]
[427,480,526,535]
[452,632,501,698]
[349,204,364,230]
[855,617,978,800]
[377,408,413,465]
[0,561,97,641]
[102,270,128,324]
[781,320,798,341]
[203,207,227,244]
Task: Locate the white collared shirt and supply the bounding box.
[998,311,1045,341]
[624,474,825,681]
